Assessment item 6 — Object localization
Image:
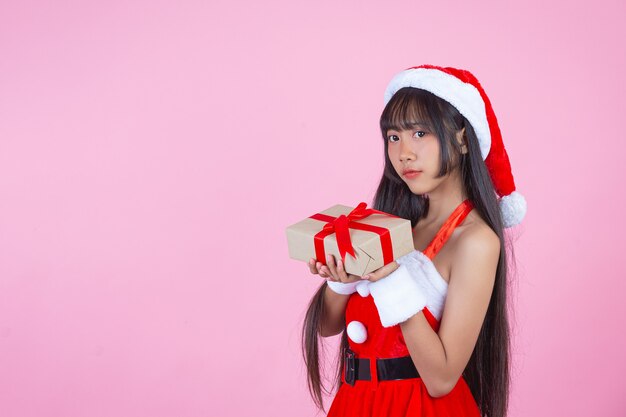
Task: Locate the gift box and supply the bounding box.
[285,202,415,277]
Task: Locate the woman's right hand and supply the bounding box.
[308,254,363,283]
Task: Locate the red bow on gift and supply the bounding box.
[309,202,396,266]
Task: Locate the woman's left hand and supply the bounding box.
[363,261,401,282]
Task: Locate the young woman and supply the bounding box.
[302,65,526,417]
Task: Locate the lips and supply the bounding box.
[402,169,422,179]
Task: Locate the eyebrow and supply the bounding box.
[387,122,430,132]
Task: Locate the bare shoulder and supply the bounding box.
[451,213,501,280]
[457,217,500,257]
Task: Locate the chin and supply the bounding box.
[407,185,430,195]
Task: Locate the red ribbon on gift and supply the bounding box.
[309,202,398,266]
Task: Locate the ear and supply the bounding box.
[456,127,467,154]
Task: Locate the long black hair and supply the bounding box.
[302,87,513,417]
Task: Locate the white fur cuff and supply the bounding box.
[368,264,428,327]
[326,280,359,295]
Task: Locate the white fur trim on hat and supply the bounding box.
[384,67,491,160]
[368,263,428,327]
[326,280,358,295]
[499,191,527,228]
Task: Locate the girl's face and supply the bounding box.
[386,125,451,195]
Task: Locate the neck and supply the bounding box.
[422,170,468,225]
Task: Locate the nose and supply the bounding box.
[399,136,416,162]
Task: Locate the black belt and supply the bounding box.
[344,349,420,386]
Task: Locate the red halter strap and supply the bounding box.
[422,199,474,260]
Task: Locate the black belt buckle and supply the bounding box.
[344,349,356,386]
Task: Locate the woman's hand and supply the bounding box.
[362,261,401,282]
[308,255,362,283]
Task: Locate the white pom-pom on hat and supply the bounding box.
[499,191,527,228]
[384,65,526,227]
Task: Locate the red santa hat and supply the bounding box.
[384,64,527,227]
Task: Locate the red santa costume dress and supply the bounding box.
[326,198,481,417]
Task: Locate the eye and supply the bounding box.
[387,134,399,143]
[414,131,426,138]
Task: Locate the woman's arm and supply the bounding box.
[310,256,361,338]
[320,285,350,337]
[400,225,500,397]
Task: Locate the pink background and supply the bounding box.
[1,1,624,416]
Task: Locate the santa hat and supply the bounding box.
[384,64,527,227]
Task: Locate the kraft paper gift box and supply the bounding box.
[285,202,415,277]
